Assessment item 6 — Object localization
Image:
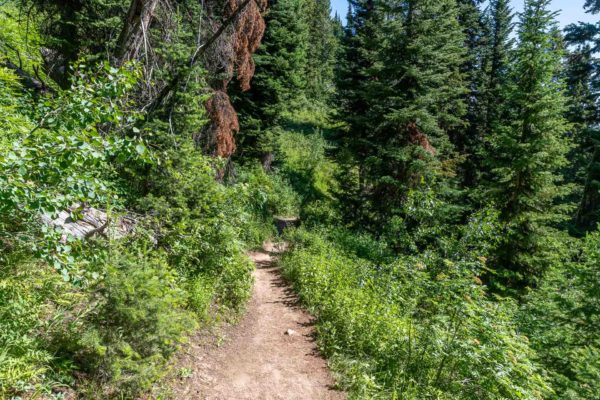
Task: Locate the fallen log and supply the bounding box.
[41,204,136,242]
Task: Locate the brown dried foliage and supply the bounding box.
[205,90,240,157]
[406,121,436,156]
[203,0,267,158]
[225,0,267,91]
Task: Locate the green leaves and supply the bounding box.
[281,228,550,399]
[135,143,146,155]
[0,62,150,281]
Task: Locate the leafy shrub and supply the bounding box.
[0,59,269,397]
[0,62,153,397]
[281,225,551,399]
[134,142,257,316]
[520,231,600,399]
[0,259,61,397]
[83,247,195,396]
[236,165,301,219]
[277,129,338,203]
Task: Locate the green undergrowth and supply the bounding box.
[280,225,552,399]
[0,56,300,398]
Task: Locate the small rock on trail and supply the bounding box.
[171,241,345,400]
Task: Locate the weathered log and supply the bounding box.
[41,204,136,242]
[2,60,53,94]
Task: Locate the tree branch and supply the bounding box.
[147,0,255,111]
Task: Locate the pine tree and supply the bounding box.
[563,13,600,232]
[331,12,344,40]
[585,0,600,13]
[304,0,338,103]
[19,0,130,86]
[336,0,382,151]
[454,0,487,185]
[484,0,514,138]
[334,0,384,225]
[336,0,467,231]
[233,0,309,168]
[468,0,514,191]
[375,0,467,192]
[486,0,571,290]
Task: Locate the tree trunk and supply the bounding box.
[115,0,159,65]
[261,152,274,172]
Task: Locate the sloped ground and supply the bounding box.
[171,242,345,400]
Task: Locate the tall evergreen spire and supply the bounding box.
[486,0,514,129]
[305,0,338,102]
[336,0,467,230]
[563,4,600,232]
[486,0,571,290]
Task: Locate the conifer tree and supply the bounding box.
[376,0,467,190]
[455,0,487,170]
[304,0,338,103]
[585,0,600,13]
[336,0,382,150]
[334,0,383,224]
[486,0,571,289]
[469,0,514,189]
[563,10,600,232]
[336,0,467,230]
[484,0,514,137]
[233,0,309,167]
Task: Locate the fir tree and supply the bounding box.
[563,16,600,231]
[454,0,487,176]
[233,0,309,168]
[486,0,571,290]
[585,0,600,14]
[334,0,383,225]
[468,0,514,191]
[304,0,338,103]
[375,0,467,190]
[484,0,514,136]
[336,0,468,232]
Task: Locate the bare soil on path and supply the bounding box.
[171,242,345,400]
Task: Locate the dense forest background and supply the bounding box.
[0,0,599,398]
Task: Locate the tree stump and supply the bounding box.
[274,216,300,235]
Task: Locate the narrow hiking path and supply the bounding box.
[171,241,345,400]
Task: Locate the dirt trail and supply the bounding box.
[171,242,345,400]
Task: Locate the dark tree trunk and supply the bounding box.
[115,0,159,65]
[261,152,274,172]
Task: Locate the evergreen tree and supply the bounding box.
[486,0,571,290]
[454,0,487,188]
[19,0,129,86]
[336,0,468,235]
[484,0,514,139]
[331,12,344,40]
[563,14,600,232]
[304,0,338,103]
[334,0,383,224]
[468,0,514,192]
[585,0,600,14]
[233,0,309,167]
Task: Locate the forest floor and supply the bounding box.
[169,241,345,400]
